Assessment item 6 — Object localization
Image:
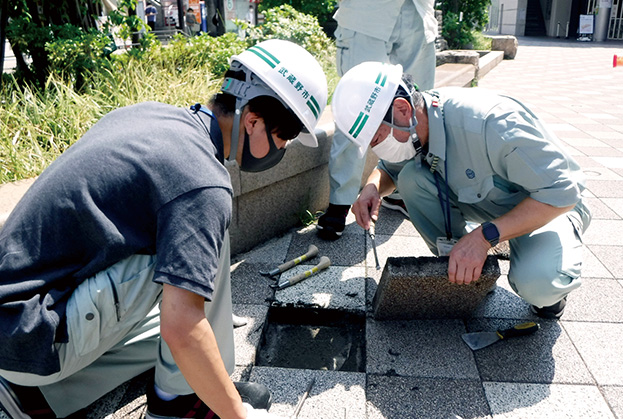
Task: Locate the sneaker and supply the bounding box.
[381,197,409,218]
[316,204,350,241]
[530,296,567,319]
[0,377,56,419]
[145,381,271,419]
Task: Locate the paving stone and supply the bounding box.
[471,275,536,319]
[468,319,594,384]
[588,244,623,278]
[230,261,277,305]
[366,318,480,379]
[562,277,623,322]
[373,256,500,320]
[271,265,366,312]
[483,382,615,418]
[582,219,623,245]
[583,246,615,278]
[366,233,433,272]
[367,375,491,419]
[601,386,623,419]
[249,367,366,418]
[286,224,366,268]
[233,304,268,367]
[563,322,623,386]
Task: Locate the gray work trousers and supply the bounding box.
[0,233,234,417]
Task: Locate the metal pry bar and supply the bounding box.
[290,377,315,419]
[368,222,381,270]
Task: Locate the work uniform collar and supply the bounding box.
[422,90,447,174]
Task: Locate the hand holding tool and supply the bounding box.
[271,256,331,290]
[462,321,540,351]
[260,244,319,277]
[290,377,315,418]
[368,222,381,270]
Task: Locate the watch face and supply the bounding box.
[483,222,499,245]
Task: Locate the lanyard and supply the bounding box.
[190,103,224,164]
[431,157,452,240]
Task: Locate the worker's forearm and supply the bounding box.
[161,285,246,419]
[490,197,575,242]
[365,167,396,197]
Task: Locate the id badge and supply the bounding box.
[436,237,458,257]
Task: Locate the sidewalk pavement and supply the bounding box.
[2,37,623,418]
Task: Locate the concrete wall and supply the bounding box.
[547,0,572,37]
[490,0,528,36]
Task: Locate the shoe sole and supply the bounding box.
[0,379,30,419]
[316,224,343,240]
[380,200,409,218]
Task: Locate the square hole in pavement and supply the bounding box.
[255,307,365,372]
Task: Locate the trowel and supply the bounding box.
[461,321,540,351]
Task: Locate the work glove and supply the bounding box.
[244,403,286,419]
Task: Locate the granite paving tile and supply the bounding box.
[586,179,623,198]
[366,318,480,379]
[232,304,268,367]
[366,376,491,419]
[271,265,366,312]
[587,245,623,278]
[593,156,623,168]
[562,277,623,322]
[562,322,623,386]
[468,319,594,384]
[584,197,621,219]
[367,233,434,271]
[470,275,536,319]
[582,220,623,245]
[601,386,623,419]
[581,165,623,181]
[230,261,277,305]
[483,382,615,419]
[582,246,614,278]
[286,224,366,268]
[249,367,366,418]
[231,234,291,266]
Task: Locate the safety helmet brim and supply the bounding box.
[231,39,328,147]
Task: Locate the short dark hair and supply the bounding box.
[211,69,303,140]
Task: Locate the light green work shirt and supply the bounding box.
[381,87,586,216]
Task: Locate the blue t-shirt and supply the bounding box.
[0,102,232,375]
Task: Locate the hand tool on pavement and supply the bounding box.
[260,244,319,277]
[290,377,315,419]
[368,222,381,270]
[462,321,540,351]
[271,256,331,290]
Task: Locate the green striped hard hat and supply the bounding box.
[227,39,328,147]
[332,62,403,157]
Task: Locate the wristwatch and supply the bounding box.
[481,221,500,247]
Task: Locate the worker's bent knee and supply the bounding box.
[509,264,581,307]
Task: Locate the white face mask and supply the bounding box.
[371,108,418,163]
[371,132,416,162]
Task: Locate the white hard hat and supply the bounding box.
[224,39,328,148]
[332,62,403,157]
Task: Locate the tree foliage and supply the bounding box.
[438,0,490,49]
[2,0,152,89]
[258,0,337,32]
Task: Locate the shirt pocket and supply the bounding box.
[334,27,355,76]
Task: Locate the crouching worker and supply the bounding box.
[0,39,327,419]
[333,61,591,320]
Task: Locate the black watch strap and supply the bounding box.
[481,221,500,247]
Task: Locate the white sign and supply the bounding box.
[599,0,612,8]
[579,14,594,34]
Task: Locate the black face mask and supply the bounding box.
[239,122,286,172]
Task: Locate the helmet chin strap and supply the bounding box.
[228,97,248,162]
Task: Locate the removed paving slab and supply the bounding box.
[373,256,501,320]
